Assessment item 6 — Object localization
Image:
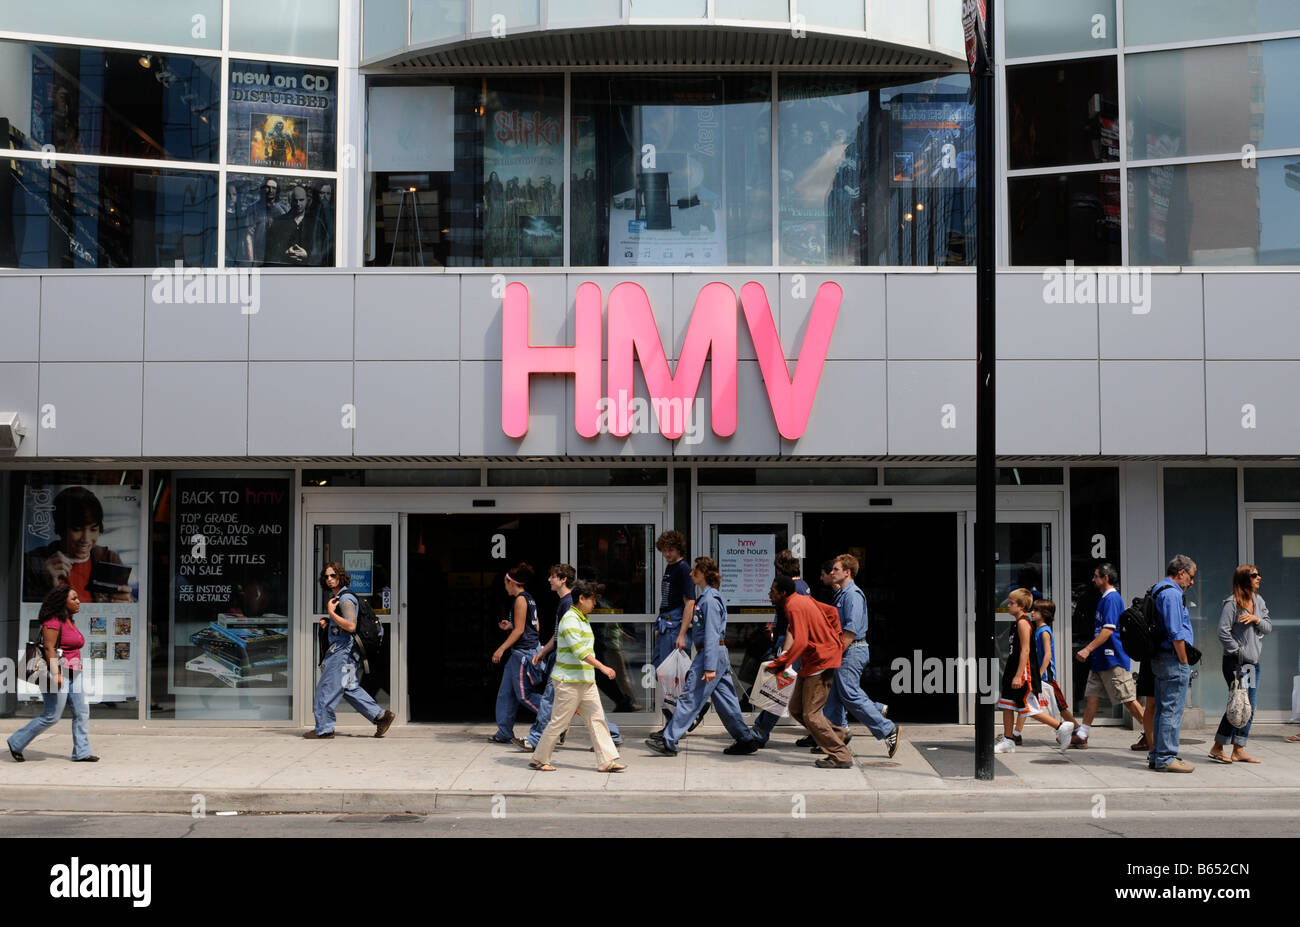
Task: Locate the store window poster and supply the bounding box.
[226,61,336,172]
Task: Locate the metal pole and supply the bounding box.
[973,0,997,780]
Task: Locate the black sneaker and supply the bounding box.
[374,710,395,738]
[303,730,335,739]
[644,737,677,756]
[1012,732,1023,747]
[886,726,901,759]
[723,739,759,756]
[814,756,854,769]
[7,743,23,763]
[687,702,712,732]
[795,734,816,747]
[72,755,100,762]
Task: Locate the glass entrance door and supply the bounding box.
[1247,514,1300,717]
[306,516,399,721]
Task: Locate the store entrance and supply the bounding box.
[802,512,961,722]
[406,513,562,722]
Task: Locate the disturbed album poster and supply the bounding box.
[226,61,336,171]
[249,113,309,170]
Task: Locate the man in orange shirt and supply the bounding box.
[766,575,853,768]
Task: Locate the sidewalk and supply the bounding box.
[4,718,1300,815]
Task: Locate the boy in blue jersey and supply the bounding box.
[1071,563,1146,747]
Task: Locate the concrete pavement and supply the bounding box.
[4,718,1300,816]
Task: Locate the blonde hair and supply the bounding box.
[1008,587,1033,612]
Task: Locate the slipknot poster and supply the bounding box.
[482,90,565,265]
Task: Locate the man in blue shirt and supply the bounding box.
[1149,555,1197,773]
[821,554,900,758]
[1070,562,1146,747]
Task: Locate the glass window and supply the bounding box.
[715,0,789,21]
[1244,468,1300,502]
[1129,157,1300,266]
[630,0,705,16]
[1008,170,1121,266]
[1,160,217,268]
[153,473,295,721]
[0,0,222,50]
[364,0,409,58]
[1162,468,1238,716]
[227,60,338,172]
[471,0,539,31]
[571,73,771,266]
[1250,517,1300,711]
[577,524,654,615]
[411,0,469,43]
[800,0,865,31]
[1007,58,1119,169]
[226,174,334,266]
[365,76,564,267]
[228,0,339,59]
[779,74,974,266]
[13,471,144,720]
[1125,0,1300,47]
[1069,467,1120,716]
[550,0,622,21]
[1004,0,1116,58]
[0,40,219,162]
[1127,40,1300,161]
[870,0,926,40]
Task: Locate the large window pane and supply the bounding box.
[1250,518,1300,712]
[471,0,539,32]
[779,75,974,266]
[0,41,219,162]
[1069,468,1120,718]
[571,74,771,266]
[1162,468,1238,719]
[365,76,564,267]
[800,0,864,31]
[1129,157,1300,265]
[411,0,469,42]
[228,0,339,59]
[1007,58,1118,169]
[1127,40,1300,161]
[227,60,337,172]
[226,174,334,267]
[629,0,705,16]
[1009,170,1120,266]
[364,0,409,58]
[1,161,217,268]
[577,524,654,615]
[550,0,622,21]
[0,0,221,50]
[1125,0,1300,47]
[1004,0,1115,58]
[715,0,788,21]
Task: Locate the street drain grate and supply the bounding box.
[915,742,1013,778]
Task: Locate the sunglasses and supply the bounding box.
[1249,572,1261,579]
[324,573,337,579]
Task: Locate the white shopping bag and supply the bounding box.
[1039,683,1060,721]
[656,649,693,714]
[748,660,799,718]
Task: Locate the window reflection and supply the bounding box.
[0,160,217,268]
[1007,58,1119,170]
[1009,170,1121,266]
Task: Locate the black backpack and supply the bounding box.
[1119,581,1172,662]
[349,595,384,676]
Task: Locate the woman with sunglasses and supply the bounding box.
[1210,565,1270,763]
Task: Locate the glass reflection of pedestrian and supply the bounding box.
[1210,565,1270,764]
[24,486,131,604]
[8,587,98,763]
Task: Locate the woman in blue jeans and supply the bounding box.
[1210,564,1270,764]
[8,586,98,763]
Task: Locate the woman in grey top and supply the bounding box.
[1210,565,1271,763]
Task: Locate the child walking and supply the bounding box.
[1014,599,1079,744]
[996,588,1075,754]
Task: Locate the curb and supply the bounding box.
[6,786,1300,816]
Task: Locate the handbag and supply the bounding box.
[1225,659,1252,729]
[23,618,63,687]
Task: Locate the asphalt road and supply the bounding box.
[3,809,1299,838]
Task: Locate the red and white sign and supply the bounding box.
[963,0,988,77]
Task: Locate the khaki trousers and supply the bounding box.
[788,673,853,764]
[532,680,620,768]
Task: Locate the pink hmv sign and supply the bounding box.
[501,280,842,440]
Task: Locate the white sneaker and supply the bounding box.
[1056,721,1076,754]
[994,736,1016,754]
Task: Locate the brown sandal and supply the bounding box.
[1286,733,1300,743]
[529,760,556,771]
[597,762,626,773]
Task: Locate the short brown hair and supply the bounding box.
[549,563,576,586]
[692,556,721,589]
[774,549,800,578]
[1031,598,1056,623]
[1008,587,1033,611]
[656,530,686,557]
[834,553,859,577]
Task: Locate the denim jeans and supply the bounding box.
[824,641,894,740]
[8,669,92,760]
[493,648,541,741]
[662,649,755,750]
[1148,649,1192,769]
[313,644,384,735]
[1215,656,1259,747]
[528,674,622,747]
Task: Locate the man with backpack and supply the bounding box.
[1148,555,1198,773]
[306,562,395,739]
[1070,563,1146,747]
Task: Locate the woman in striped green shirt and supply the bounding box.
[530,580,625,772]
